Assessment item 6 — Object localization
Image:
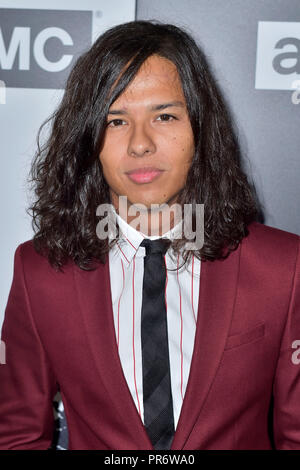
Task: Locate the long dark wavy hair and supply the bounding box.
[27,20,260,271]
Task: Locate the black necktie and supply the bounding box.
[140,238,175,450]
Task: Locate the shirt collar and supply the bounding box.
[108,204,183,266]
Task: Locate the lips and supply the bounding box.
[125,167,165,184]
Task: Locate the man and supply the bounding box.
[0,20,299,450]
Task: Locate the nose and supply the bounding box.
[127,123,156,157]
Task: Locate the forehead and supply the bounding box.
[112,55,185,106]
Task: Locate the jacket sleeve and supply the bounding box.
[272,235,300,449]
[0,243,59,449]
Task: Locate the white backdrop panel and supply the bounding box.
[0,0,136,327]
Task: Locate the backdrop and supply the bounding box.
[0,0,136,450]
[137,0,300,235]
[0,0,299,450]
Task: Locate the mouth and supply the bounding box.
[125,167,165,184]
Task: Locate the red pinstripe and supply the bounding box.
[124,234,137,251]
[116,241,130,265]
[132,254,142,418]
[117,258,125,350]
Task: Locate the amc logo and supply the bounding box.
[255,21,300,90]
[0,8,92,89]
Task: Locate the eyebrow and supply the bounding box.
[108,101,185,115]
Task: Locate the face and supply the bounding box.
[99,54,195,215]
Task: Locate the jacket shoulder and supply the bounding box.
[242,221,299,267]
[246,221,299,248]
[16,239,74,277]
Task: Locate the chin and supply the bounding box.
[135,199,168,210]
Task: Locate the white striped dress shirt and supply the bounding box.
[108,210,201,430]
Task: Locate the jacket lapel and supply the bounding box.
[73,257,153,449]
[170,245,241,449]
[74,243,241,450]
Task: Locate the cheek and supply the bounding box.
[174,154,193,184]
[174,140,194,171]
[99,150,118,174]
[99,156,110,180]
[174,129,194,156]
[99,136,119,166]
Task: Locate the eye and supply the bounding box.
[107,119,126,127]
[156,114,177,122]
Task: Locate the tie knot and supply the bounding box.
[140,238,171,256]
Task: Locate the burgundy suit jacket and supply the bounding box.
[0,221,300,450]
